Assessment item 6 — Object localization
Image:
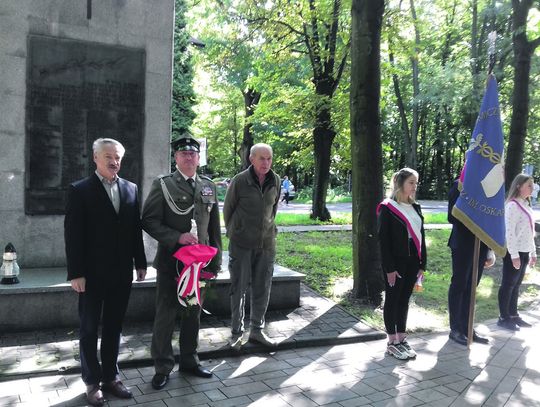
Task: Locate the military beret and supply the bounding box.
[171,135,200,152]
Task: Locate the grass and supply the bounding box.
[270,229,540,333]
[220,206,448,227]
[279,211,446,226]
[275,212,352,225]
[220,216,538,333]
[423,212,448,224]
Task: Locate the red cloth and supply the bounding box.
[173,244,218,307]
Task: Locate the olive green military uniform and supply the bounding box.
[142,170,221,375]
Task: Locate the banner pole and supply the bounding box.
[467,237,481,348]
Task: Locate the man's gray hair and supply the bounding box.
[92,138,126,157]
[249,143,273,158]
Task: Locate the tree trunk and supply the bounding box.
[350,0,385,304]
[505,0,539,185]
[311,95,335,221]
[409,0,420,169]
[239,88,261,170]
[389,49,412,166]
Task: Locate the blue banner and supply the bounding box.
[452,74,506,256]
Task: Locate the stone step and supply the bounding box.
[0,253,304,332]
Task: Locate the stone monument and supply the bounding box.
[0,0,174,267]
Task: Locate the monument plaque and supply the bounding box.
[26,35,145,214]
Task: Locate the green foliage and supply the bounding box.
[185,0,540,195]
[171,0,196,141]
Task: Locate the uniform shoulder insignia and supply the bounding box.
[158,173,173,180]
[199,174,212,182]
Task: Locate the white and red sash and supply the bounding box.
[173,244,218,310]
[377,198,422,259]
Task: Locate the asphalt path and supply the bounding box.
[220,199,540,219]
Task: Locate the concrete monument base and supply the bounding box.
[0,255,305,332]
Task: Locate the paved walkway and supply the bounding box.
[1,284,540,406]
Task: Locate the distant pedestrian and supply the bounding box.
[498,174,536,331]
[281,176,291,205]
[377,168,426,360]
[532,181,539,205]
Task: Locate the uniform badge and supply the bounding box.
[201,186,214,196]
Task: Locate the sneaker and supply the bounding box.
[497,317,520,331]
[400,340,417,358]
[230,333,243,352]
[511,316,532,328]
[386,343,409,360]
[248,329,278,348]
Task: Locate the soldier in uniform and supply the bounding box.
[142,135,222,390]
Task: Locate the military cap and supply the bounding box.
[171,135,200,152]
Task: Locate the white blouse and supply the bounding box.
[505,198,536,259]
[396,202,422,243]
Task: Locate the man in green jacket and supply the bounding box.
[223,143,281,350]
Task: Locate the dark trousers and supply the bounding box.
[498,252,528,319]
[151,270,201,375]
[448,245,487,335]
[383,250,419,335]
[228,240,275,334]
[78,281,132,385]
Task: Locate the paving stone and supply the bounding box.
[220,382,273,398]
[163,391,211,406]
[407,387,449,403]
[338,396,372,406]
[370,394,424,407]
[279,392,319,407]
[303,386,358,404]
[209,395,252,407]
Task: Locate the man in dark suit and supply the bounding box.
[447,179,494,346]
[142,135,221,390]
[65,138,147,406]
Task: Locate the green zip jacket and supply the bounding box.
[223,166,281,250]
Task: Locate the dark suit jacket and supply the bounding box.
[64,173,147,287]
[447,180,486,251]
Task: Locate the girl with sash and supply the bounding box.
[498,174,537,330]
[377,168,426,360]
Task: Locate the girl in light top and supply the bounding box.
[377,168,426,360]
[498,174,537,330]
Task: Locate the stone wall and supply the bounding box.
[0,0,174,266]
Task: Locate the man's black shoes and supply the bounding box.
[180,365,213,378]
[472,331,489,344]
[151,373,169,390]
[450,330,489,345]
[512,316,532,328]
[497,317,520,331]
[449,330,468,346]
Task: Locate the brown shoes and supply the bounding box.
[101,380,133,399]
[85,385,104,406]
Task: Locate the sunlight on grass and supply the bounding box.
[423,212,449,224]
[274,228,540,332]
[275,212,352,225]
